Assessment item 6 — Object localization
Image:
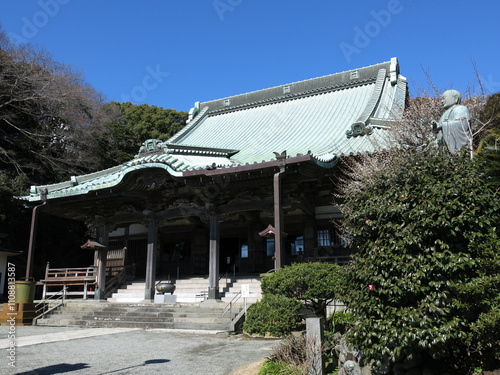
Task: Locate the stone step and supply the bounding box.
[43,315,233,324]
[36,300,239,331]
[107,298,145,303]
[115,284,219,291]
[49,305,231,315]
[111,292,144,298]
[37,309,236,330]
[106,276,262,306]
[37,319,231,330]
[49,309,236,318]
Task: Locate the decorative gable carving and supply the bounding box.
[346,122,374,138]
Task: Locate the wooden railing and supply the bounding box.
[39,266,97,299]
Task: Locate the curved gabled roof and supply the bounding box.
[22,58,406,202]
[171,58,406,165]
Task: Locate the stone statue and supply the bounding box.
[431,90,472,154]
[339,360,361,375]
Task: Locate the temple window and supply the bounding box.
[317,221,344,248]
[240,244,249,258]
[266,239,275,256]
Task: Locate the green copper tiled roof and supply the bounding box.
[23,58,407,202]
[171,58,406,165]
[25,155,236,200]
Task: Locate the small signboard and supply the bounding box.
[241,284,250,298]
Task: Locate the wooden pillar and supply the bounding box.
[94,225,109,300]
[273,152,286,270]
[25,189,47,280]
[208,214,220,300]
[145,219,158,300]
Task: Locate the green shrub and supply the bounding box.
[243,294,302,337]
[327,311,356,335]
[340,150,500,373]
[258,360,296,375]
[261,262,346,317]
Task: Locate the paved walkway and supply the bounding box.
[0,326,280,374]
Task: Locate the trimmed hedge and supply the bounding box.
[243,294,302,337]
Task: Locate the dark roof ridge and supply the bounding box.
[199,60,393,114]
[208,79,375,117]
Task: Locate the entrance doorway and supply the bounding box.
[125,238,148,278]
[220,237,240,274]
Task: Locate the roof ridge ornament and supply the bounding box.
[389,57,399,85]
[136,139,168,158]
[187,101,201,123]
[346,122,374,138]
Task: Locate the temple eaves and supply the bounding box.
[20,57,407,203]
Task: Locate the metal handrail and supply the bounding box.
[103,264,135,299]
[221,291,242,318]
[219,264,236,284]
[33,286,67,325]
[218,270,228,283]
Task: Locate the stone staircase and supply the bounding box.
[108,276,262,304]
[35,276,262,331]
[220,276,262,304]
[35,301,239,331]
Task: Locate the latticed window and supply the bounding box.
[316,221,344,248]
[107,239,126,260]
[317,229,331,246]
[107,248,125,260]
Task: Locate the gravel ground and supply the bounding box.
[0,326,280,375]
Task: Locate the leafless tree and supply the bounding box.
[0,29,120,185]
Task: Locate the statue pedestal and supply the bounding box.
[154,294,177,304]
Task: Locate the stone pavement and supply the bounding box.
[0,326,280,374]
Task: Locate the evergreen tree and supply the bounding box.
[339,149,500,373]
[97,102,188,167]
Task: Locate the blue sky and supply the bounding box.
[1,1,499,112]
